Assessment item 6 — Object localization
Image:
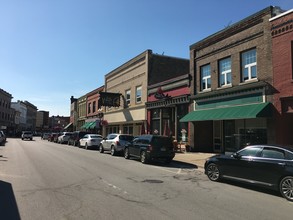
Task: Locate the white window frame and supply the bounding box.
[200,64,211,91]
[219,57,232,87]
[242,49,257,82]
[136,86,142,103]
[125,89,131,106]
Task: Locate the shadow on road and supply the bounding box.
[0,180,21,220]
[125,157,198,169]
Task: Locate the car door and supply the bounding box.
[104,134,116,151]
[249,147,288,187]
[80,134,88,147]
[128,138,140,156]
[220,146,263,180]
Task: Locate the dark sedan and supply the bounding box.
[204,145,293,201]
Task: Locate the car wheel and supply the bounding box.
[140,151,148,164]
[111,146,116,156]
[99,144,104,153]
[124,148,130,159]
[206,163,221,181]
[280,176,293,201]
[85,143,88,150]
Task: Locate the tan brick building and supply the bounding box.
[103,50,150,136]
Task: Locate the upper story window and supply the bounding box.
[88,103,91,114]
[219,57,232,87]
[242,48,257,82]
[200,64,211,91]
[93,101,96,113]
[125,89,131,105]
[136,86,142,103]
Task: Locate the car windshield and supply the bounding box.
[90,135,102,139]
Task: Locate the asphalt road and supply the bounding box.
[0,137,292,220]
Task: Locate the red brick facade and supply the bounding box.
[271,9,293,145]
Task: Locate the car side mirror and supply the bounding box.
[232,153,241,159]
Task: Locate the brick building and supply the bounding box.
[146,53,190,142]
[81,86,104,134]
[270,9,293,146]
[181,6,284,153]
[0,88,13,132]
[103,50,189,137]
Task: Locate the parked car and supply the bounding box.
[0,130,6,142]
[204,145,293,201]
[57,132,72,144]
[21,131,33,140]
[53,133,62,143]
[47,133,55,142]
[124,135,175,164]
[99,133,134,156]
[41,133,50,140]
[68,131,90,147]
[0,131,4,146]
[79,134,103,150]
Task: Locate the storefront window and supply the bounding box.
[123,125,133,134]
[224,119,267,152]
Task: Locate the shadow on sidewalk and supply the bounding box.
[0,180,21,220]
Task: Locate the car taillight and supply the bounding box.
[116,141,121,146]
[147,144,153,151]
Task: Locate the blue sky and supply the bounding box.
[1,0,292,117]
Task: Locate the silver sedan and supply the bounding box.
[79,134,103,150]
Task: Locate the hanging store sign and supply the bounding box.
[98,92,121,107]
[154,87,170,100]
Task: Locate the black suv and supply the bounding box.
[68,131,90,147]
[124,135,175,164]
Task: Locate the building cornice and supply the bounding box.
[190,6,278,51]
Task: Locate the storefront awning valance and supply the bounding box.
[180,102,272,122]
[89,121,97,129]
[63,122,73,130]
[81,122,92,129]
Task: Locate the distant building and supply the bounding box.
[49,115,70,131]
[24,101,38,131]
[77,95,87,131]
[11,100,38,132]
[11,101,27,132]
[69,96,78,131]
[0,88,13,132]
[36,111,49,132]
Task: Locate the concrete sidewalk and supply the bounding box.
[173,152,216,170]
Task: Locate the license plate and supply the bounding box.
[161,148,166,151]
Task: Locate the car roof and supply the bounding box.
[245,144,293,153]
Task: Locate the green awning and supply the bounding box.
[85,121,95,129]
[81,122,93,129]
[80,122,89,129]
[180,102,272,122]
[89,121,97,129]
